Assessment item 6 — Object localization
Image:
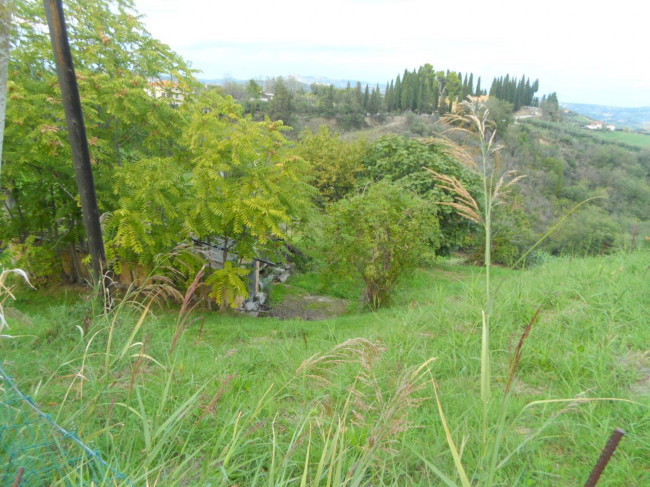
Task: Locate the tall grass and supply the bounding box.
[422,97,648,486]
[2,250,649,485]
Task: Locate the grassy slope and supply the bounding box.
[1,252,649,485]
[589,130,650,150]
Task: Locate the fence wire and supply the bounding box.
[0,361,134,486]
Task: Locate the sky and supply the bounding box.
[132,0,649,108]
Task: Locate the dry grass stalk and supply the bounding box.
[296,337,386,386]
[0,268,32,338]
[170,266,205,356]
[423,167,482,225]
[299,337,437,479]
[197,373,238,423]
[420,135,478,171]
[504,307,541,396]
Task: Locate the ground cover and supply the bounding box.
[1,252,648,485]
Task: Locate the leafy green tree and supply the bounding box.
[362,135,480,252]
[369,85,381,115]
[337,89,365,130]
[546,206,622,255]
[104,155,186,275]
[541,92,560,121]
[363,84,370,111]
[295,126,367,205]
[268,78,293,123]
[183,91,313,307]
[485,97,514,132]
[323,181,438,309]
[246,79,263,114]
[319,84,336,117]
[2,0,194,280]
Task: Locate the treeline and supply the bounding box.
[383,65,484,114]
[220,65,546,132]
[489,74,539,110]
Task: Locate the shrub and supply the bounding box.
[322,181,439,309]
[545,205,623,255]
[362,135,480,253]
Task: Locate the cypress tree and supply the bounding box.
[393,74,402,110]
[363,84,370,110]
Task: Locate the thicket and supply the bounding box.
[2,0,313,306]
[225,65,544,132]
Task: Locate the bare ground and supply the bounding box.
[265,294,350,321]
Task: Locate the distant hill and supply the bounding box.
[562,103,650,131]
[198,75,375,92]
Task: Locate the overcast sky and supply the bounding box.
[132,0,648,107]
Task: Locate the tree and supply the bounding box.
[2,0,194,281]
[268,78,293,124]
[323,181,438,309]
[485,97,514,132]
[183,92,313,307]
[246,79,263,115]
[0,0,11,170]
[541,92,560,121]
[295,125,367,205]
[319,84,336,117]
[369,85,381,115]
[362,135,481,253]
[363,84,370,111]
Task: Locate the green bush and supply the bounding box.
[362,135,480,253]
[322,181,439,309]
[546,206,623,255]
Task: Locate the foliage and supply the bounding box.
[545,205,623,255]
[502,119,650,254]
[485,97,514,132]
[467,193,534,267]
[14,236,62,284]
[294,125,367,205]
[2,0,195,280]
[104,156,186,273]
[489,74,539,110]
[267,77,293,124]
[362,135,480,253]
[322,181,438,309]
[182,90,313,306]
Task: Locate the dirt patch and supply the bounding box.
[617,350,650,395]
[266,294,350,321]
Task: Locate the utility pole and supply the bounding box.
[0,1,12,177]
[43,0,111,303]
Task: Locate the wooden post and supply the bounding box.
[0,1,12,176]
[42,0,110,301]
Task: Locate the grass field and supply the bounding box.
[590,130,650,150]
[1,252,649,486]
